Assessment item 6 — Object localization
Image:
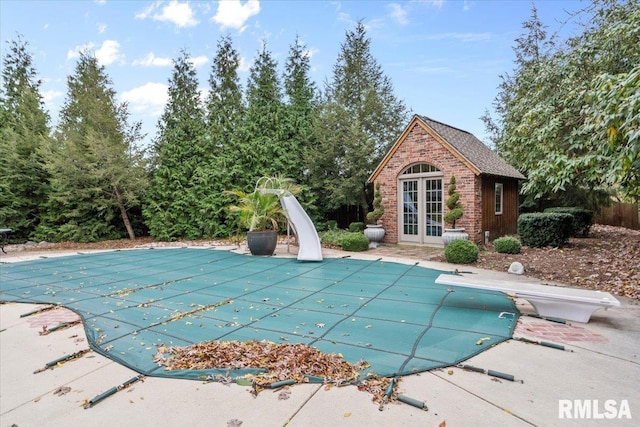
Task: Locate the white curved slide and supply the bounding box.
[280,195,323,261]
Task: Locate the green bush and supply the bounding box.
[518,213,573,247]
[444,239,479,264]
[349,222,365,232]
[493,236,521,254]
[319,229,345,247]
[340,232,370,252]
[544,207,593,237]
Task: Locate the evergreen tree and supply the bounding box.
[241,42,289,183]
[38,51,146,242]
[0,36,51,241]
[201,35,245,236]
[144,49,206,240]
[310,21,408,215]
[283,36,318,215]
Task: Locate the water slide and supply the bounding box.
[280,195,323,261]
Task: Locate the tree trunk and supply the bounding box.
[114,185,135,240]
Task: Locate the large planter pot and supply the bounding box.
[442,228,469,246]
[363,224,385,248]
[247,230,278,256]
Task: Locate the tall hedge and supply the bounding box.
[543,207,593,237]
[517,213,573,247]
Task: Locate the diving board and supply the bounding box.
[435,274,621,323]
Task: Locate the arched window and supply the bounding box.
[401,163,441,175]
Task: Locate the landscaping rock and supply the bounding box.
[508,261,525,275]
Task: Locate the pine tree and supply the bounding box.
[144,49,206,240]
[38,51,146,242]
[283,36,318,215]
[241,42,288,183]
[201,35,245,236]
[0,36,51,241]
[310,21,408,215]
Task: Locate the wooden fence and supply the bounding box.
[594,202,639,230]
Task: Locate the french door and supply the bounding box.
[399,177,443,245]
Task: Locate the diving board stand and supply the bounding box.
[435,274,621,323]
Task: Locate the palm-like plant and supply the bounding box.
[227,189,283,231]
[227,175,302,232]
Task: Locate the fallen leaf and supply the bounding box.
[344,412,352,418]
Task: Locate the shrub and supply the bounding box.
[518,213,573,247]
[444,239,479,264]
[544,207,593,237]
[366,182,385,224]
[444,176,463,228]
[340,232,370,252]
[319,229,345,247]
[349,222,365,232]
[326,220,338,230]
[493,236,521,254]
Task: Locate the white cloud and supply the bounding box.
[136,0,198,28]
[95,40,124,65]
[389,3,409,25]
[121,82,168,116]
[132,52,173,67]
[212,0,260,31]
[135,1,159,20]
[304,47,319,60]
[67,42,96,59]
[189,55,208,68]
[417,0,444,7]
[238,56,250,72]
[66,40,124,65]
[97,23,107,34]
[42,89,64,105]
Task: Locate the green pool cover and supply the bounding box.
[0,249,519,380]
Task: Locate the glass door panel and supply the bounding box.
[401,180,419,242]
[399,177,443,244]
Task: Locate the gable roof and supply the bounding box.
[369,115,526,182]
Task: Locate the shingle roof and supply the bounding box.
[418,116,526,179]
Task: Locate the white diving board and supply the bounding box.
[435,274,621,323]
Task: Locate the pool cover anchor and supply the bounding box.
[397,394,428,411]
[458,364,523,383]
[19,305,58,318]
[84,375,145,409]
[514,337,573,352]
[378,378,396,411]
[33,349,91,374]
[39,320,82,335]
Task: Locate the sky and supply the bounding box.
[0,0,591,146]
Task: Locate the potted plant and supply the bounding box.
[442,175,469,245]
[364,182,386,248]
[227,176,301,256]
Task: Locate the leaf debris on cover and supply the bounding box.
[154,340,399,404]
